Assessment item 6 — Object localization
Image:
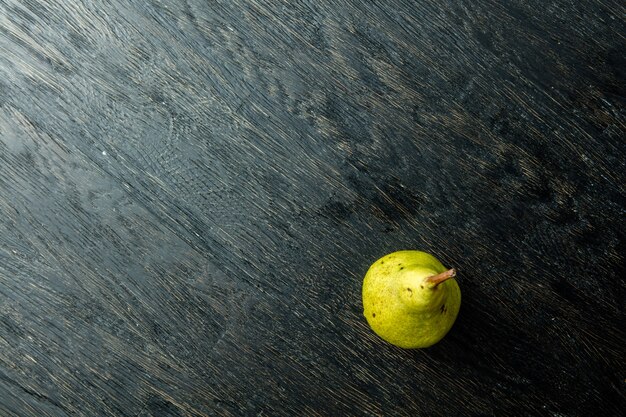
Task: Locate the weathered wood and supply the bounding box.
[0,0,624,415]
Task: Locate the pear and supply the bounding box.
[362,250,461,348]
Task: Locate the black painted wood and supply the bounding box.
[1,1,624,416]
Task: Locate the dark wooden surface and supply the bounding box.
[1,1,624,416]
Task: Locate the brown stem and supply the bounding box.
[427,268,456,286]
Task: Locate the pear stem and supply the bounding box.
[427,268,456,287]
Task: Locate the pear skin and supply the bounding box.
[362,250,461,348]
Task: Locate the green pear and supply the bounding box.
[362,250,461,348]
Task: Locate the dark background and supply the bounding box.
[0,1,624,416]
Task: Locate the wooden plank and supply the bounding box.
[0,0,624,415]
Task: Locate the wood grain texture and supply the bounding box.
[0,0,624,415]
